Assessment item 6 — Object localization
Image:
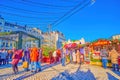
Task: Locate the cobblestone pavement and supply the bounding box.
[0,63,120,80]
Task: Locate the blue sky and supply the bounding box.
[53,0,120,41]
[0,0,120,42]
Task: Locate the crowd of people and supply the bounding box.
[99,46,120,71]
[11,44,42,74]
[0,49,13,65]
[60,43,120,72]
[0,43,120,74]
[61,48,84,66]
[0,44,43,74]
[89,43,120,71]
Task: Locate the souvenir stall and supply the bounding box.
[90,39,112,66]
[63,41,87,64]
[63,42,77,63]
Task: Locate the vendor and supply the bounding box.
[100,46,108,69]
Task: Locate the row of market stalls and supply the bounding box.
[63,38,120,67]
[36,38,120,65]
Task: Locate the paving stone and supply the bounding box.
[0,63,120,80]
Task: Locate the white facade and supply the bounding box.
[112,34,120,40]
[64,38,86,45]
[41,31,65,49]
[0,16,42,49]
[0,39,16,49]
[0,16,66,49]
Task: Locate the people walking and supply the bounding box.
[66,49,70,64]
[0,50,2,65]
[1,49,7,65]
[118,56,120,71]
[61,48,66,66]
[76,49,81,64]
[30,45,39,73]
[53,51,57,63]
[11,49,23,74]
[80,47,85,64]
[72,50,76,64]
[100,47,108,69]
[5,50,9,64]
[56,49,61,62]
[69,49,73,63]
[36,48,42,72]
[109,47,120,71]
[49,50,53,64]
[22,48,30,71]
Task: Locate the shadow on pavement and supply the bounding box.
[42,62,60,71]
[0,61,22,69]
[13,62,60,80]
[112,71,120,76]
[52,65,96,80]
[107,72,119,80]
[0,70,25,78]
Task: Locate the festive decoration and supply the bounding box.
[71,43,77,48]
[91,39,111,46]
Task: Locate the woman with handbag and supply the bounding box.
[22,48,30,71]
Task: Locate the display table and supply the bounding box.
[90,59,112,67]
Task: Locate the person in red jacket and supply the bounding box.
[11,48,23,74]
[118,56,120,71]
[29,45,39,73]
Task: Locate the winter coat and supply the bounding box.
[109,49,119,64]
[118,56,120,65]
[23,50,30,62]
[11,49,23,65]
[76,52,80,63]
[100,49,108,59]
[1,51,7,59]
[30,47,39,62]
[38,49,42,61]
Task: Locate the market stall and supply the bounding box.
[90,39,112,66]
[63,41,87,64]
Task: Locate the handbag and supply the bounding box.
[22,61,28,68]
